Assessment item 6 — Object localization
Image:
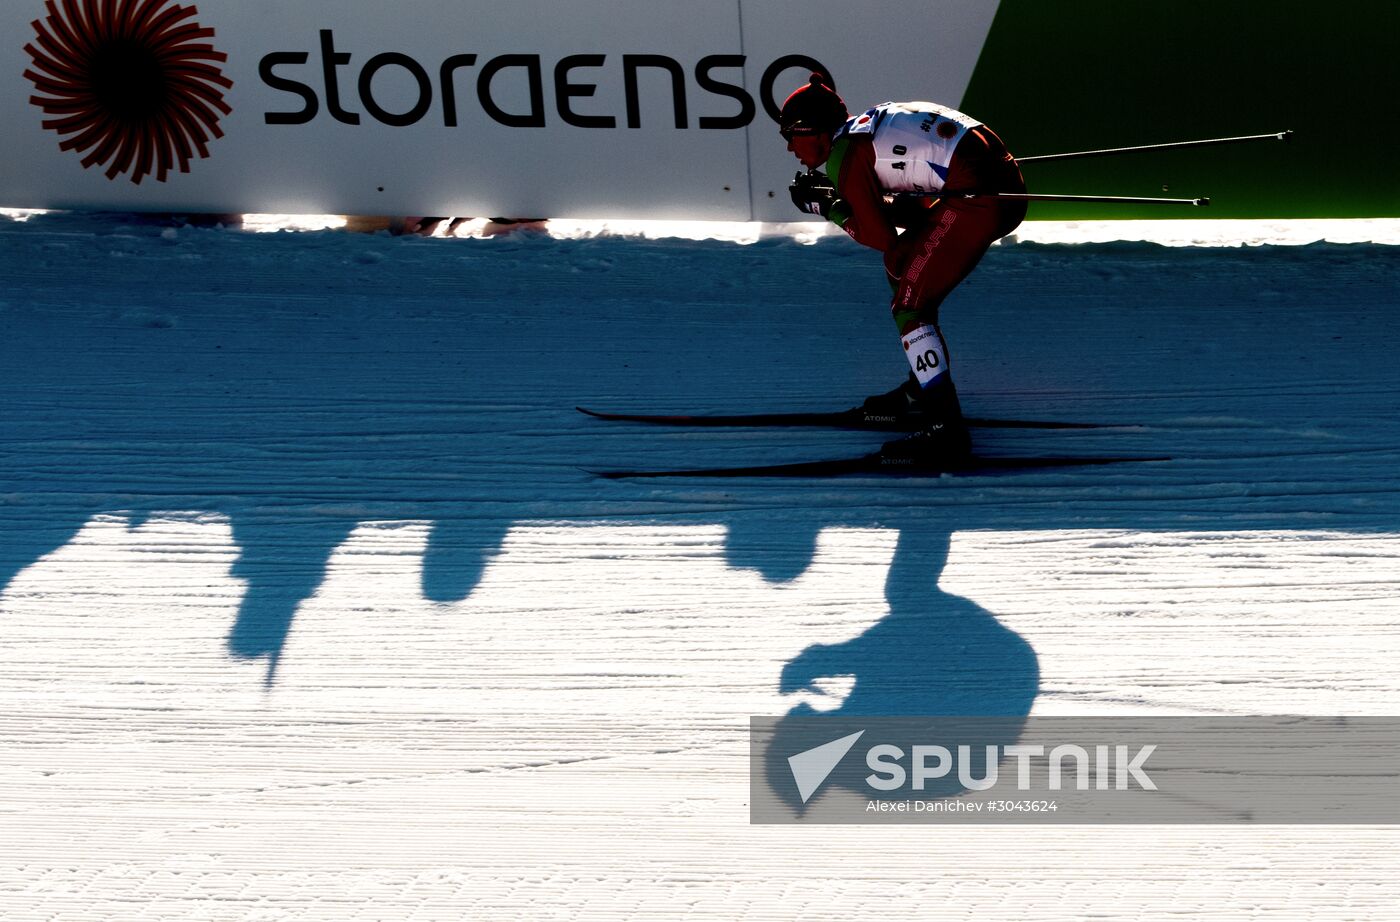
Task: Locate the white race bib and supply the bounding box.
[845,102,982,195]
[901,324,950,385]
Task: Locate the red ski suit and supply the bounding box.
[827,122,1026,334]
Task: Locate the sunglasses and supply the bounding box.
[780,123,820,142]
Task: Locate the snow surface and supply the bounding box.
[2,210,1399,920]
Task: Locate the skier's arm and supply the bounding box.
[828,139,898,253]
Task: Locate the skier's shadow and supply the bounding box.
[727,521,1039,812]
[0,509,508,686]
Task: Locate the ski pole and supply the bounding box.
[1017,130,1292,164]
[935,191,1210,206]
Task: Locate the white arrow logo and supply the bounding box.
[788,730,865,803]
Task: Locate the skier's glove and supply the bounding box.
[790,170,837,218]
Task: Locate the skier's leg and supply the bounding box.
[865,128,1027,445]
[861,206,977,425]
[882,200,1000,451]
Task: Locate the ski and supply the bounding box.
[591,450,1170,480]
[577,406,1119,431]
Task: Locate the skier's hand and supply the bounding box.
[790,170,836,217]
[883,194,936,230]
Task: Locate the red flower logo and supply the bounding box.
[23,0,233,184]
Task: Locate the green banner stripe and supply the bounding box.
[959,0,1400,219]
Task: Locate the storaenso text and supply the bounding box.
[260,32,829,129]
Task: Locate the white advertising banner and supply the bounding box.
[0,0,999,221]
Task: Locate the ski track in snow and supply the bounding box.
[2,211,1399,920]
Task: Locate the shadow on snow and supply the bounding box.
[2,214,1397,811]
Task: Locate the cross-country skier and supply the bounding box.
[781,73,1027,463]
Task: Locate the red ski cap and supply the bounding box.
[779,72,848,139]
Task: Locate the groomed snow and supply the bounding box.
[2,210,1398,920]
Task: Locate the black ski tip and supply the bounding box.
[593,470,659,480]
[577,406,613,419]
[580,404,1134,432]
[587,452,1170,480]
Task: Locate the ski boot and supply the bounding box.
[875,374,972,470]
[878,420,972,471]
[859,373,929,429]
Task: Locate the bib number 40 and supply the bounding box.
[902,324,950,386]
